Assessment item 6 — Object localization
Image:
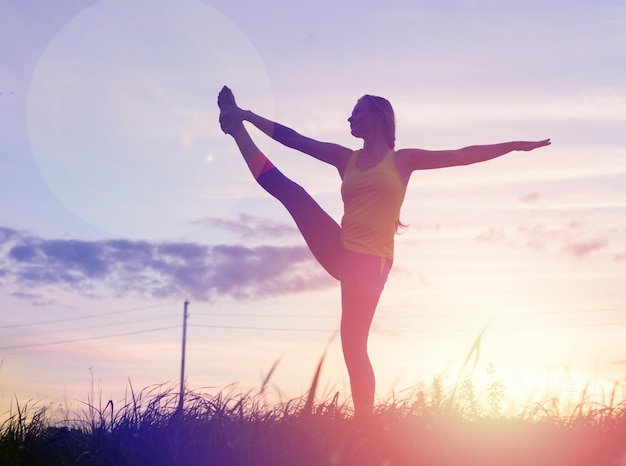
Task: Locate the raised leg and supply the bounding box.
[222,108,342,279]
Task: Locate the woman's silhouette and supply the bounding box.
[218,86,550,415]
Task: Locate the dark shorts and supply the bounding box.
[338,248,392,298]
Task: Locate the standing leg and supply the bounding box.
[341,285,379,415]
[339,251,392,415]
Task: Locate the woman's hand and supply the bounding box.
[516,139,551,151]
[219,106,243,135]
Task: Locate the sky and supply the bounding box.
[1,0,625,418]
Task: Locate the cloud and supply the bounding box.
[614,253,626,263]
[518,221,608,259]
[476,226,506,244]
[192,214,299,239]
[560,239,608,259]
[0,227,333,303]
[475,220,610,259]
[519,192,542,204]
[9,291,54,307]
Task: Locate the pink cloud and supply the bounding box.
[476,226,505,243]
[567,220,584,230]
[517,224,555,251]
[613,252,626,262]
[482,221,613,260]
[561,239,608,258]
[519,192,542,204]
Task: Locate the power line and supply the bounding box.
[3,298,626,354]
[0,302,177,330]
[0,325,180,351]
[6,311,625,346]
[4,305,625,339]
[4,304,625,339]
[1,314,181,340]
[190,324,334,333]
[190,319,626,335]
[3,318,626,354]
[193,305,626,320]
[3,295,625,333]
[395,321,626,334]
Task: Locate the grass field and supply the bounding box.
[2,368,626,466]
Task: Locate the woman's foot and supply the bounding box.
[218,85,237,109]
[219,107,242,135]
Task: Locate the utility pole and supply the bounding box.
[178,299,189,413]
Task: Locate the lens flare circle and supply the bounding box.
[27,0,273,239]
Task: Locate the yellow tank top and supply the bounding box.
[340,149,407,259]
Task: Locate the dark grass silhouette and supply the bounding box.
[2,361,626,466]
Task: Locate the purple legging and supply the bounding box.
[257,168,392,413]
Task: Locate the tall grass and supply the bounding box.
[2,374,626,465]
[2,335,626,465]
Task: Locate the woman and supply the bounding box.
[217,86,550,415]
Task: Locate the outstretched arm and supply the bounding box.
[396,139,551,174]
[218,86,351,171]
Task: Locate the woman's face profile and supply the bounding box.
[348,99,378,138]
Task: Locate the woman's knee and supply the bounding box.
[340,327,369,363]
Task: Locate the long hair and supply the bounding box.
[360,95,396,149]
